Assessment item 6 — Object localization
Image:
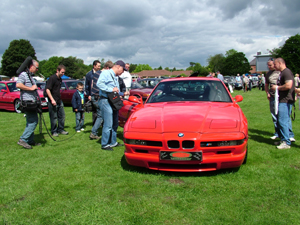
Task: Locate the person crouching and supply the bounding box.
[71,82,85,132]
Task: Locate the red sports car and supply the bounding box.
[0,81,48,113]
[119,77,248,172]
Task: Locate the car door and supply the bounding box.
[0,83,7,109]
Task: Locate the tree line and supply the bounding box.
[1,34,299,79]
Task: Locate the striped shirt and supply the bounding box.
[17,71,37,101]
[91,71,101,96]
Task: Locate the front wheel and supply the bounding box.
[14,99,22,113]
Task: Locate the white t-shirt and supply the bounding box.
[120,71,132,88]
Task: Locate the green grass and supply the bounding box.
[1,88,300,224]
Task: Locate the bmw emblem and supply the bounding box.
[178,133,184,137]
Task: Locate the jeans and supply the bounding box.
[48,101,66,134]
[270,97,294,139]
[20,110,38,144]
[277,103,293,145]
[75,111,84,131]
[91,96,103,135]
[99,98,119,148]
[269,96,278,137]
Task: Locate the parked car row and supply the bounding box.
[0,81,48,113]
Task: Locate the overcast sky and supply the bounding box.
[0,0,299,69]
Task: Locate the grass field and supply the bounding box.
[1,88,300,224]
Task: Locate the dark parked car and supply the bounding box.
[223,76,235,89]
[251,76,259,88]
[234,76,243,90]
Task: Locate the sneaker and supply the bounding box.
[89,133,100,140]
[102,146,114,151]
[17,139,32,149]
[274,141,282,146]
[290,137,296,142]
[81,128,85,131]
[110,142,124,147]
[52,133,59,137]
[270,135,279,140]
[277,141,290,149]
[60,131,69,135]
[77,130,81,133]
[28,142,41,146]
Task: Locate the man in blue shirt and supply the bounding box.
[97,60,128,151]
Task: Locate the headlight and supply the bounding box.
[125,139,162,147]
[201,139,245,147]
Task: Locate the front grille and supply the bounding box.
[182,141,194,149]
[168,140,180,149]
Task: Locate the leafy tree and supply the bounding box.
[157,66,163,70]
[1,39,36,77]
[133,64,152,73]
[39,56,64,79]
[128,64,137,73]
[191,63,209,76]
[225,49,238,57]
[189,62,196,67]
[277,34,300,74]
[268,47,282,58]
[207,53,225,72]
[222,52,251,75]
[172,67,176,71]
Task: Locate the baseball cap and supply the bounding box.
[115,60,127,71]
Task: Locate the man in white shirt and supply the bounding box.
[120,63,132,91]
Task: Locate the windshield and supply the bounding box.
[138,79,163,88]
[147,80,232,103]
[64,81,80,90]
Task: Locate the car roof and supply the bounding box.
[160,77,222,82]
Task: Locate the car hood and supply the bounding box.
[127,102,242,133]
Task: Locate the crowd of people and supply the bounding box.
[16,59,131,151]
[16,58,298,150]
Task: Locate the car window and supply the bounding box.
[131,82,143,89]
[61,82,66,89]
[7,82,19,92]
[0,83,7,91]
[147,80,232,103]
[65,81,80,90]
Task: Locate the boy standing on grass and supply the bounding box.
[71,82,85,133]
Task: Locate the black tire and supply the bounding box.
[14,99,22,113]
[243,145,248,164]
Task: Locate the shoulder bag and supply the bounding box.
[106,72,124,111]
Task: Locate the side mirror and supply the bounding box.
[128,96,141,104]
[234,95,243,102]
[1,89,7,93]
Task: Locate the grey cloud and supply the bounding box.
[0,0,299,69]
[237,38,254,44]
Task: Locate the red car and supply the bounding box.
[119,77,248,172]
[0,81,48,113]
[60,80,82,104]
[129,82,153,102]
